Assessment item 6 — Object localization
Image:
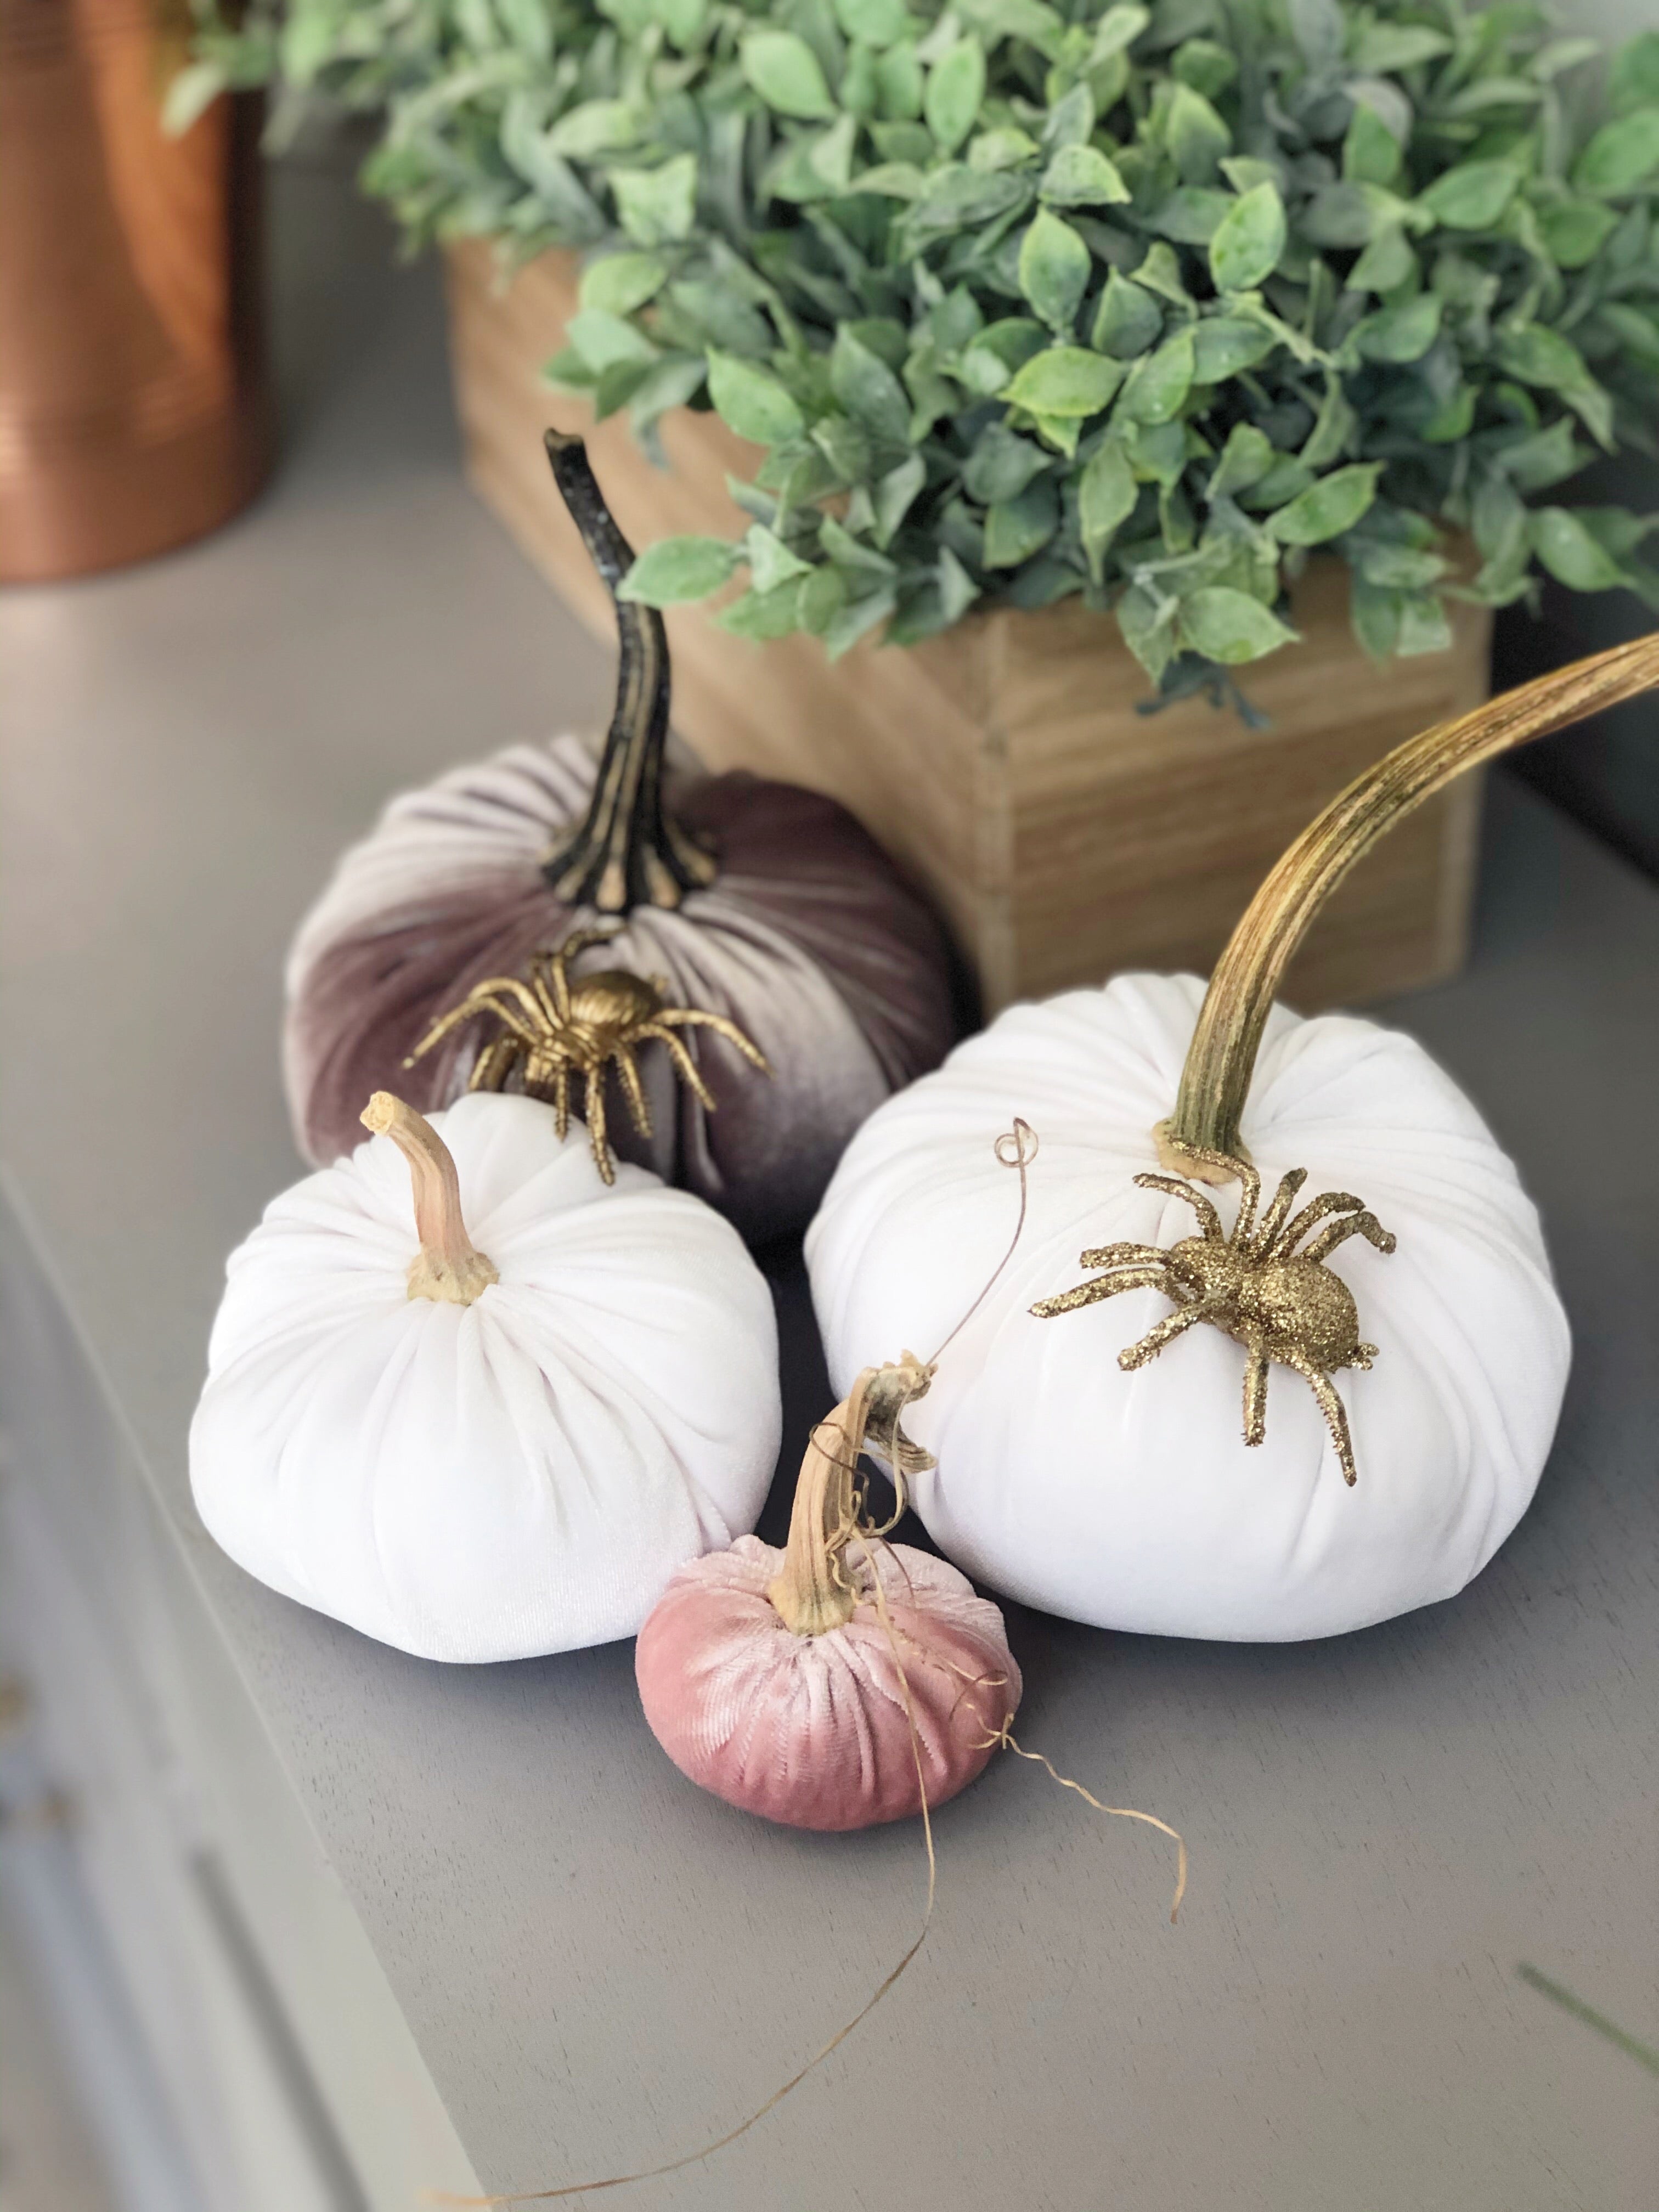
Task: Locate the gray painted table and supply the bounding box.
[2,156,1655,2212]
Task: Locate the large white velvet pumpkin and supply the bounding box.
[190,1091,781,1661]
[806,973,1570,1642]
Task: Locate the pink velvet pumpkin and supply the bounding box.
[636,1361,1021,1831]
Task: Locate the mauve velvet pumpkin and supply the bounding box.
[283,736,957,1245]
[635,1535,1021,1831]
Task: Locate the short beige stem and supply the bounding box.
[1158,633,1659,1182]
[361,1092,500,1306]
[768,1371,879,1637]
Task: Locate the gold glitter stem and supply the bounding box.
[1159,632,1659,1180]
[361,1092,500,1306]
[768,1372,881,1637]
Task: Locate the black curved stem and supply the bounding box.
[539,429,718,911]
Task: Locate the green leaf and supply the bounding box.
[742,30,837,119]
[1208,422,1272,499]
[926,35,986,153]
[830,328,911,443]
[719,579,807,640]
[742,525,812,594]
[1572,107,1659,195]
[547,99,641,157]
[1018,208,1092,332]
[1118,329,1194,423]
[1209,183,1286,294]
[579,252,669,317]
[874,44,925,119]
[873,452,927,544]
[1349,22,1452,71]
[1494,323,1590,394]
[984,476,1059,566]
[1396,594,1452,656]
[1348,225,1415,294]
[1165,81,1231,184]
[824,585,897,658]
[1499,417,1582,492]
[1266,463,1381,546]
[1536,199,1620,269]
[1091,272,1162,359]
[834,0,911,47]
[1355,293,1443,363]
[610,156,698,246]
[1040,143,1131,206]
[1530,508,1630,592]
[565,308,656,373]
[963,421,1049,503]
[707,353,804,444]
[619,535,739,604]
[1192,317,1275,380]
[1116,585,1177,684]
[855,161,928,197]
[1153,188,1231,244]
[819,515,897,576]
[1609,33,1659,116]
[937,545,980,624]
[1172,37,1237,100]
[1079,438,1136,579]
[1002,344,1125,415]
[1417,160,1523,231]
[1342,104,1403,188]
[1178,586,1297,664]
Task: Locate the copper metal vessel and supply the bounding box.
[0,0,272,582]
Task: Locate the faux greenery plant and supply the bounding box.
[183,0,1659,691]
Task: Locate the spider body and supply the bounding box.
[1032,1146,1396,1485]
[407,927,769,1184]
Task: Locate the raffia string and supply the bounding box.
[426,1120,1183,2207]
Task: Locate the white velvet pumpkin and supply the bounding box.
[190,1092,781,1661]
[805,973,1570,1643]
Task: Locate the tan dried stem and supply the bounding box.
[766,1357,934,1637]
[361,1092,500,1306]
[1159,633,1659,1182]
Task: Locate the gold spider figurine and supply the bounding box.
[405,927,770,1184]
[1031,1146,1396,1485]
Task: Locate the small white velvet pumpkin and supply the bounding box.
[190,1091,781,1661]
[806,974,1568,1642]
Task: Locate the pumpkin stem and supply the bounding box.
[360,1092,500,1306]
[1158,633,1659,1181]
[768,1358,936,1635]
[538,430,718,913]
[768,1374,873,1637]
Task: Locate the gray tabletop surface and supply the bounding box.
[4,154,1656,2211]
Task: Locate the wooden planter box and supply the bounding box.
[444,239,1491,1014]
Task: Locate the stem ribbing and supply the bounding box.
[539,430,717,913]
[1159,632,1659,1180]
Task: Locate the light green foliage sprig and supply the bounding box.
[183,0,1659,691]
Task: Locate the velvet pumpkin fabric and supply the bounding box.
[635,1536,1020,1831]
[284,737,957,1244]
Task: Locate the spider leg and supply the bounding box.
[1030,1263,1179,1319]
[610,1042,653,1139]
[641,1025,716,1110]
[552,1059,572,1143]
[1250,1169,1307,1258]
[1230,1158,1262,1245]
[1077,1241,1171,1268]
[1278,1347,1360,1487]
[556,924,624,969]
[468,1036,522,1093]
[527,958,563,1031]
[1117,1295,1222,1373]
[1131,1175,1225,1242]
[1271,1188,1367,1258]
[405,990,540,1067]
[1301,1210,1397,1265]
[652,1007,771,1075]
[583,1065,617,1185]
[545,950,573,1024]
[1241,1332,1269,1448]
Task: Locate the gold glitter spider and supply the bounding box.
[405,926,770,1184]
[1031,1146,1396,1486]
